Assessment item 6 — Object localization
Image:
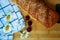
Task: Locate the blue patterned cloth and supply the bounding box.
[0,0,25,40]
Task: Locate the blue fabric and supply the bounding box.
[0,0,25,40]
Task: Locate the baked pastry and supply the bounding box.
[12,0,59,28]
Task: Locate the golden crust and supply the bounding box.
[12,0,59,28]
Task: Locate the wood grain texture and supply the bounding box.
[13,0,60,40]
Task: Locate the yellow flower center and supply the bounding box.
[6,15,11,20]
[5,25,10,31]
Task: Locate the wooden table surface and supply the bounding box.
[13,0,60,40]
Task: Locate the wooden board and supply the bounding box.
[13,0,60,40]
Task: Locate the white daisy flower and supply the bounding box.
[20,30,29,39]
[3,24,12,33]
